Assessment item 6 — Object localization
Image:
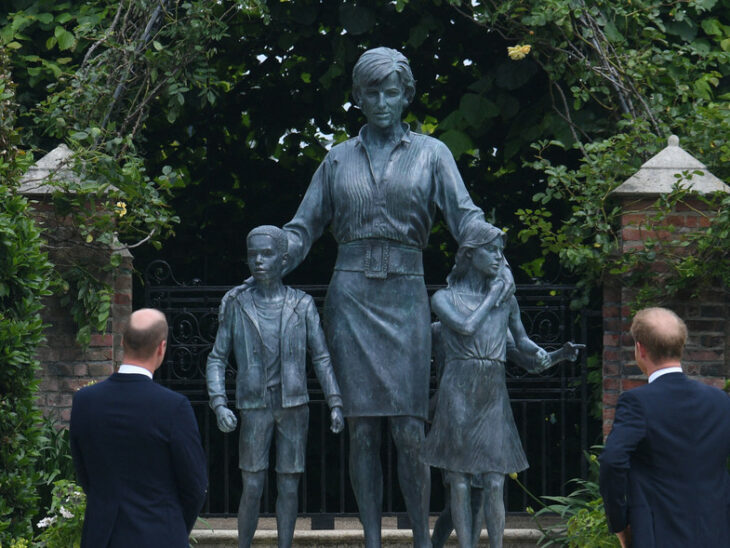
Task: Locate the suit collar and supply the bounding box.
[109,372,152,382]
[118,364,153,379]
[648,366,684,383]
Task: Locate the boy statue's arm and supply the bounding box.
[206,294,238,433]
[303,295,344,434]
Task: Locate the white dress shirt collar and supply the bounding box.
[648,366,683,383]
[118,364,153,379]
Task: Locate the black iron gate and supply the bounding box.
[144,259,599,519]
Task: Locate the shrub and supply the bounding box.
[0,50,54,544]
[512,449,619,547]
[34,480,85,548]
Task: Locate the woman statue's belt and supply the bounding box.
[335,239,423,279]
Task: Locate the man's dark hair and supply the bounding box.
[630,307,687,363]
[122,310,168,360]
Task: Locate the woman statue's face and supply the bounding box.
[359,72,408,131]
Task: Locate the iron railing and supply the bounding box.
[144,259,599,520]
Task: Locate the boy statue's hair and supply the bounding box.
[246,225,288,255]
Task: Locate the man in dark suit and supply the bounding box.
[600,307,730,548]
[70,308,207,548]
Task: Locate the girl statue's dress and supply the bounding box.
[422,291,528,477]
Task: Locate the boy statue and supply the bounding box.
[206,225,344,548]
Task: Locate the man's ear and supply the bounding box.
[281,252,289,268]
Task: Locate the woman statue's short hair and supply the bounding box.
[352,47,416,107]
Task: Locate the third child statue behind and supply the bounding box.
[422,220,582,548]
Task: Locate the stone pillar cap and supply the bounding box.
[18,144,118,195]
[610,135,730,197]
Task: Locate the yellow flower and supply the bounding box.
[86,234,94,243]
[507,44,531,61]
[114,201,128,218]
[80,379,98,390]
[509,472,518,480]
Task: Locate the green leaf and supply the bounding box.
[602,20,624,43]
[438,129,474,160]
[665,21,697,42]
[0,25,15,44]
[701,18,723,36]
[152,40,163,51]
[459,93,499,127]
[56,29,76,51]
[36,13,54,25]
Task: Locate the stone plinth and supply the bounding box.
[190,529,543,548]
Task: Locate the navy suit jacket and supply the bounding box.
[70,373,208,548]
[600,372,730,548]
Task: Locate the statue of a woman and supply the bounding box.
[280,48,513,547]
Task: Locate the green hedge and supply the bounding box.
[0,51,54,544]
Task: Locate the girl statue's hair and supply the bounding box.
[446,219,505,286]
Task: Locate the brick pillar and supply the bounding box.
[20,145,133,426]
[602,136,730,436]
[34,260,132,424]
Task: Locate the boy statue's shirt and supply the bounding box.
[253,294,283,388]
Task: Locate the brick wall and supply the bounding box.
[26,198,132,426]
[602,197,729,437]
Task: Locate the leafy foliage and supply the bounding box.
[449,0,730,307]
[34,480,85,548]
[0,49,54,544]
[514,449,619,547]
[4,0,729,325]
[1,0,267,344]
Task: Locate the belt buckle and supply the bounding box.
[364,240,389,279]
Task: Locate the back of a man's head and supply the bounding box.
[630,307,687,364]
[122,308,168,361]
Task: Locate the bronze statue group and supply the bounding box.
[205,47,580,548]
[67,45,730,548]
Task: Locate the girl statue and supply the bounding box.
[423,219,582,548]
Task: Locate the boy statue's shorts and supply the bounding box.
[238,385,309,474]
